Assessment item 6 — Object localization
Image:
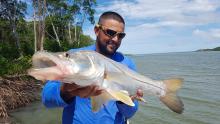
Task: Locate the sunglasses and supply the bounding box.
[96,24,126,39]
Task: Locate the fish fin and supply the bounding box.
[136,97,147,103]
[91,96,102,112]
[164,78,183,92]
[91,96,99,112]
[119,90,129,95]
[160,78,184,114]
[91,92,112,112]
[107,89,135,107]
[91,89,134,112]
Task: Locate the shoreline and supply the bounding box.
[0,74,42,123]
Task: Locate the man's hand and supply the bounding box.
[130,89,146,102]
[60,83,103,103]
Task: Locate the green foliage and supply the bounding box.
[44,35,95,52]
[0,19,35,59]
[78,34,95,48]
[0,43,20,59]
[46,0,96,25]
[0,0,27,20]
[213,47,220,51]
[0,55,31,76]
[0,0,97,75]
[21,41,35,56]
[197,46,220,51]
[44,39,62,52]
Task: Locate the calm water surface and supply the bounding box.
[10,51,220,124]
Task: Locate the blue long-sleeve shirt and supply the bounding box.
[42,44,139,124]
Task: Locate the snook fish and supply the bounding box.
[28,50,184,114]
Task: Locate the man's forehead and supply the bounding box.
[101,19,124,29]
[100,18,124,25]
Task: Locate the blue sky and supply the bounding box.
[25,0,220,54]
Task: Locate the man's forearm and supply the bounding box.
[42,80,68,108]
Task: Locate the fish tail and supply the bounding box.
[160,78,184,114]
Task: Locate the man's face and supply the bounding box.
[95,19,125,56]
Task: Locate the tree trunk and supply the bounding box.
[12,5,23,57]
[74,24,77,42]
[37,0,42,51]
[12,21,22,57]
[40,0,46,51]
[10,6,23,57]
[68,22,72,44]
[51,22,61,46]
[47,11,61,46]
[33,0,37,52]
[77,13,86,46]
[34,0,46,51]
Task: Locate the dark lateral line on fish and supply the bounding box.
[111,61,164,91]
[83,50,165,91]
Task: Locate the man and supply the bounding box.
[42,11,140,124]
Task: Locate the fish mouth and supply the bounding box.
[32,52,59,69]
[28,52,67,81]
[34,58,57,69]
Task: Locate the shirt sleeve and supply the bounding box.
[116,100,139,119]
[42,80,69,108]
[127,57,137,71]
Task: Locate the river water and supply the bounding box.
[10,51,220,124]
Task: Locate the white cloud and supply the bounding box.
[212,29,220,38]
[85,0,220,54]
[138,21,191,28]
[97,0,220,27]
[193,28,220,40]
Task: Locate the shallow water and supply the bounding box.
[10,51,220,124]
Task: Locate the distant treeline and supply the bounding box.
[196,46,220,51]
[0,0,97,75]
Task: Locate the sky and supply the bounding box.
[25,0,220,54]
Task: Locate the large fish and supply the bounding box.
[28,50,184,114]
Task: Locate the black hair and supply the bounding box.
[98,11,125,25]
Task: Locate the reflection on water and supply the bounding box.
[10,102,62,124]
[10,51,220,124]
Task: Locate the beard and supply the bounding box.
[96,38,120,56]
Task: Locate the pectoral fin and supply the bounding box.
[91,89,134,112]
[107,89,135,106]
[136,97,147,103]
[102,78,134,106]
[91,92,112,112]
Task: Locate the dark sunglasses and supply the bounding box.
[96,24,126,39]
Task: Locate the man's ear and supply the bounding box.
[94,25,100,36]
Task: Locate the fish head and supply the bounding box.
[66,51,96,73]
[28,51,80,81]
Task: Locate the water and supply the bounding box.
[10,51,220,124]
